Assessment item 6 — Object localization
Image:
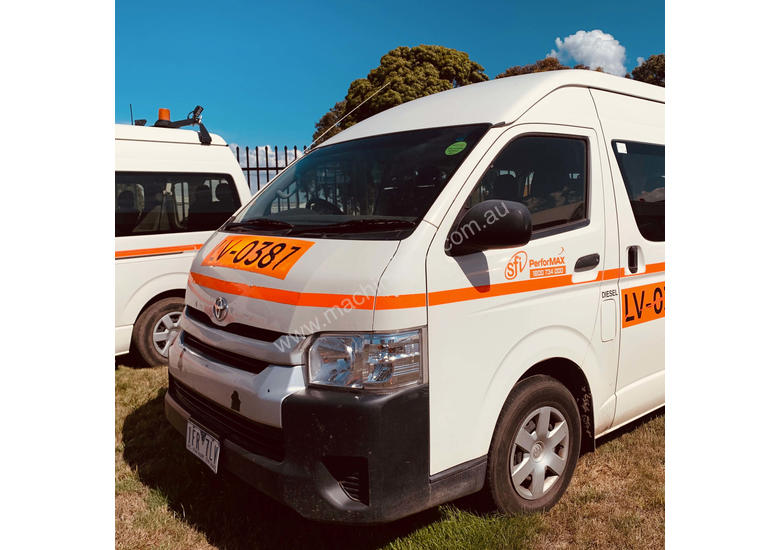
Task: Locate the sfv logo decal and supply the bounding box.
[505,251,528,280]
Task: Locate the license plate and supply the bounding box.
[186,421,221,474]
[200,235,315,280]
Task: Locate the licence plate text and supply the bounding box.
[186,421,220,474]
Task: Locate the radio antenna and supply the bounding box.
[307,80,392,150]
[129,103,134,125]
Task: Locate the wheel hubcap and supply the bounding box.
[531,442,544,461]
[152,311,182,358]
[509,405,569,500]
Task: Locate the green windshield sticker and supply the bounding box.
[445,141,467,156]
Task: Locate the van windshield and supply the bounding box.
[230,124,490,239]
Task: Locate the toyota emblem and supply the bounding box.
[213,296,228,321]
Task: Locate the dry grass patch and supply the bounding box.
[116,363,663,550]
[115,365,213,550]
[533,413,665,550]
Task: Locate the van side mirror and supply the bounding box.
[446,199,533,256]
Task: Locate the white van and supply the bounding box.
[164,71,664,523]
[115,118,251,367]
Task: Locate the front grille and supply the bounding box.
[169,375,285,462]
[185,306,284,342]
[181,331,269,375]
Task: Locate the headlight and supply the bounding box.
[307,329,424,391]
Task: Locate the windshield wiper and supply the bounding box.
[290,218,417,236]
[223,218,294,233]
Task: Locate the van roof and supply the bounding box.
[322,70,665,146]
[114,123,227,146]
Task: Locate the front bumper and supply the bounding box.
[165,374,485,523]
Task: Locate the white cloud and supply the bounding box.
[548,29,628,76]
[636,56,645,66]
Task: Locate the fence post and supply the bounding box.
[274,146,280,210]
[264,146,270,189]
[254,146,260,193]
[244,146,250,189]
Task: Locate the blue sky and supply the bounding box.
[116,0,664,148]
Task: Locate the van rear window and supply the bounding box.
[611,141,665,242]
[115,172,240,237]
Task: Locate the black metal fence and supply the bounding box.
[234,145,307,194]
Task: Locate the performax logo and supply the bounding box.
[528,252,566,279]
[529,256,565,268]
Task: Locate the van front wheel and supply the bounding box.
[486,375,581,514]
[132,297,184,367]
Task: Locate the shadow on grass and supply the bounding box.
[115,349,154,370]
[122,385,662,550]
[122,389,459,550]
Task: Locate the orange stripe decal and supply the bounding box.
[430,262,665,307]
[602,262,665,281]
[188,262,665,310]
[645,261,665,274]
[429,274,571,306]
[116,244,202,259]
[375,293,427,310]
[190,272,376,310]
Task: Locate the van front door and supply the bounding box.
[425,124,609,475]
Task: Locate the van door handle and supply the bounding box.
[574,253,600,272]
[628,246,639,274]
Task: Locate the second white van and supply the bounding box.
[116,113,252,367]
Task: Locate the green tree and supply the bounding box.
[631,54,665,87]
[312,100,346,144]
[496,58,610,78]
[495,57,570,78]
[312,45,488,143]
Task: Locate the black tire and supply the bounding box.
[131,296,184,367]
[485,374,581,514]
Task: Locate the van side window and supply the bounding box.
[465,136,588,233]
[115,172,239,237]
[611,141,665,242]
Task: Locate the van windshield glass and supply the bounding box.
[231,124,490,239]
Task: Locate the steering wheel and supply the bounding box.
[306,198,343,215]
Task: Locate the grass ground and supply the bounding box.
[116,362,664,550]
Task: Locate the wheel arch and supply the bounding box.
[519,358,595,453]
[136,288,186,318]
[473,325,596,466]
[118,271,189,326]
